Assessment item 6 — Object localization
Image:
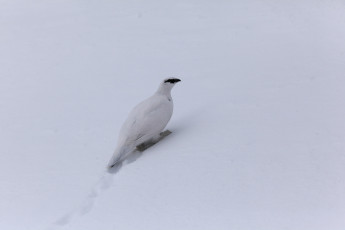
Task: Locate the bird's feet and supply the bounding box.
[136,130,172,152]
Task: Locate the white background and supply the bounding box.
[1,1,345,229]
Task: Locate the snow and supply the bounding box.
[1,0,345,229]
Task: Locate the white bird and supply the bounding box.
[108,78,181,168]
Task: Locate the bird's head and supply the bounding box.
[156,78,181,95]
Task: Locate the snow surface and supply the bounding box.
[1,0,345,229]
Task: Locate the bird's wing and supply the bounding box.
[119,95,173,145]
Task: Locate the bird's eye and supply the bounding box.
[164,78,181,84]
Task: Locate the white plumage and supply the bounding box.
[108,78,181,168]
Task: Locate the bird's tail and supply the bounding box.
[107,145,131,168]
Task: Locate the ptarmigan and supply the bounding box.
[108,78,181,168]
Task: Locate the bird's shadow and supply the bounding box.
[107,130,172,174]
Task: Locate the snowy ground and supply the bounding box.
[1,1,345,230]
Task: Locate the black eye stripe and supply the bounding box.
[164,78,181,83]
